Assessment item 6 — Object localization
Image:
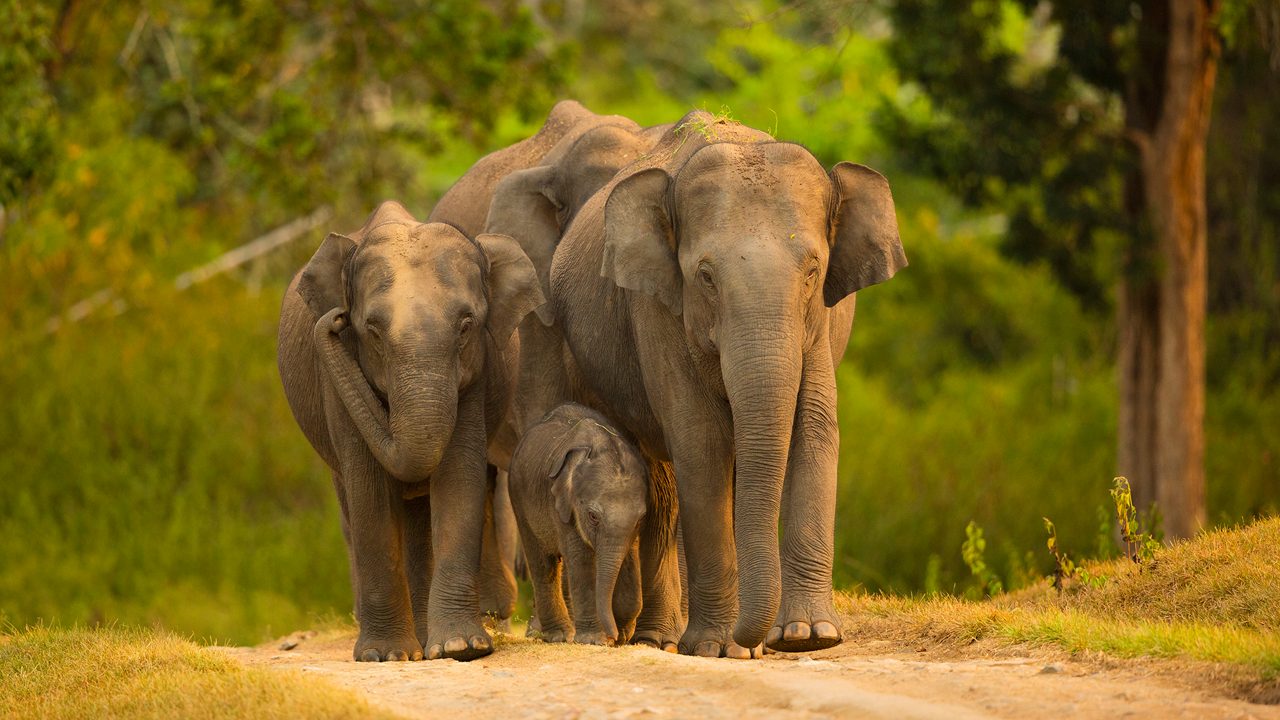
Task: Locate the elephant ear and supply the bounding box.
[477,233,548,348]
[485,166,560,325]
[297,232,357,317]
[824,162,907,307]
[601,168,682,315]
[550,446,590,524]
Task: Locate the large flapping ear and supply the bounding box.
[550,446,591,524]
[485,166,560,325]
[476,233,548,348]
[601,168,682,315]
[824,162,907,307]
[297,232,357,317]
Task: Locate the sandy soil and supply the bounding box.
[214,629,1278,719]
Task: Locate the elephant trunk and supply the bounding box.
[722,313,802,650]
[594,536,631,645]
[313,309,456,481]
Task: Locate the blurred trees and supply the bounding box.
[1,0,566,320]
[880,0,1280,539]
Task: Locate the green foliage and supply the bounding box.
[1111,477,1162,568]
[961,521,1004,598]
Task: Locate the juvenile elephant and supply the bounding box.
[429,100,648,625]
[277,201,544,661]
[550,111,906,658]
[509,403,648,646]
[484,117,686,650]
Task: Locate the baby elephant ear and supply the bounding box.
[824,162,907,307]
[550,446,590,524]
[297,232,357,317]
[601,167,682,316]
[477,233,548,348]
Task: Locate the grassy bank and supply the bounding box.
[838,517,1280,676]
[0,626,390,719]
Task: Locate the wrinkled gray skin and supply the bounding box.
[430,100,647,625]
[509,403,648,646]
[277,201,544,661]
[550,111,907,658]
[484,118,687,650]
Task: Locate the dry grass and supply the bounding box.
[0,626,395,720]
[836,517,1280,676]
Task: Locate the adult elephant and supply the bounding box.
[277,201,544,661]
[549,111,906,658]
[483,118,685,649]
[428,99,642,626]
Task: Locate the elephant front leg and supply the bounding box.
[560,530,606,645]
[404,494,433,648]
[769,344,843,652]
[344,457,423,662]
[669,429,761,659]
[424,387,494,661]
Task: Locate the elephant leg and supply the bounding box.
[343,458,423,662]
[560,529,605,645]
[612,542,643,644]
[520,527,571,643]
[331,470,360,619]
[404,494,433,647]
[478,465,517,632]
[424,387,494,661]
[769,340,843,653]
[669,424,759,658]
[630,461,682,652]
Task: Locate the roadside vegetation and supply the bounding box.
[0,626,389,719]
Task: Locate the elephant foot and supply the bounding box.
[630,629,678,653]
[531,622,572,643]
[678,623,763,659]
[424,618,493,661]
[353,632,424,662]
[573,629,614,647]
[765,594,843,653]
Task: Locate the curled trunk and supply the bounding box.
[313,309,456,481]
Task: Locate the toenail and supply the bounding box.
[783,622,810,641]
[444,637,468,654]
[695,641,720,657]
[813,621,840,639]
[427,644,443,660]
[766,626,783,645]
[359,649,381,662]
[725,643,751,660]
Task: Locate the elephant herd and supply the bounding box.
[276,100,907,663]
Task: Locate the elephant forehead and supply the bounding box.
[675,146,829,225]
[353,236,483,302]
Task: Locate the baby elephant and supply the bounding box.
[510,403,646,645]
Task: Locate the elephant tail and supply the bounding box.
[645,459,679,558]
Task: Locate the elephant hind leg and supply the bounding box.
[478,465,518,631]
[405,494,433,647]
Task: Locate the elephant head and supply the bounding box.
[297,201,544,482]
[485,120,655,301]
[548,420,648,645]
[600,141,906,647]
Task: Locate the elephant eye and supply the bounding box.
[458,315,474,341]
[698,266,716,293]
[586,508,602,526]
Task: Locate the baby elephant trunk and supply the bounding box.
[594,538,630,644]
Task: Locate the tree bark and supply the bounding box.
[1119,0,1219,539]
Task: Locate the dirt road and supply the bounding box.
[217,630,1276,719]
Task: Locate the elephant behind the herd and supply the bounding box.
[277,101,905,662]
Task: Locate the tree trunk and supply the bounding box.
[1119,0,1219,540]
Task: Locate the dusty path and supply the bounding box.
[217,630,1276,719]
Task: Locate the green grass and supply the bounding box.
[838,517,1280,675]
[0,626,394,719]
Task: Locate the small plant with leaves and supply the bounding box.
[1111,477,1162,568]
[961,520,1004,598]
[1043,517,1106,593]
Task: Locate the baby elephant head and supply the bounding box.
[549,420,648,644]
[298,201,545,482]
